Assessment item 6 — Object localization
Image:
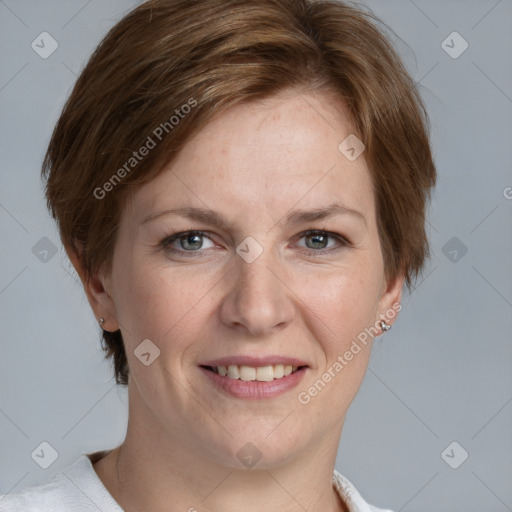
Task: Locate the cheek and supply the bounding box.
[112,255,212,352]
[302,262,382,350]
[295,274,379,415]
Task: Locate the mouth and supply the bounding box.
[200,364,307,382]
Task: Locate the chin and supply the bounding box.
[206,420,308,470]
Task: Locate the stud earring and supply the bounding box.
[380,320,391,332]
[99,317,105,327]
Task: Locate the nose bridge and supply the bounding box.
[234,224,279,290]
[237,240,281,308]
[238,246,278,296]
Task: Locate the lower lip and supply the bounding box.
[199,366,307,399]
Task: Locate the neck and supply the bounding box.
[93,386,348,512]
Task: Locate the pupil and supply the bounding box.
[183,233,202,250]
[308,233,327,249]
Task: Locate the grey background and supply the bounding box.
[0,1,511,511]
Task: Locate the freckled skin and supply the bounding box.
[76,89,403,512]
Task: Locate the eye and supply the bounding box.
[295,229,350,255]
[160,229,350,258]
[161,230,215,256]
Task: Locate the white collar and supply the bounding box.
[82,453,392,512]
[333,469,394,512]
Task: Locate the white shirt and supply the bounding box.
[0,451,394,512]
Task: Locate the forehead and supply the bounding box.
[129,90,375,226]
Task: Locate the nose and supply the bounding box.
[218,246,295,337]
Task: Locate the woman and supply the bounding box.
[0,0,435,510]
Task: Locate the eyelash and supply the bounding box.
[160,229,351,258]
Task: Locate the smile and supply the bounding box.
[199,363,308,399]
[202,364,303,382]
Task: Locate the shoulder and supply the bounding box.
[333,469,395,512]
[0,451,120,512]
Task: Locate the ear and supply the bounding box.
[65,244,120,332]
[376,271,404,328]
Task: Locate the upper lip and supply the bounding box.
[200,356,309,368]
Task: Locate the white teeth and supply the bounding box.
[256,365,274,382]
[227,365,239,379]
[239,366,256,381]
[211,363,303,381]
[273,364,284,378]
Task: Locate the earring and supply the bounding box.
[99,317,105,327]
[380,320,391,332]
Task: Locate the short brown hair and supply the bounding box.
[42,0,436,386]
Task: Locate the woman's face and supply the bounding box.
[95,90,402,468]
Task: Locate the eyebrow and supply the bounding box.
[141,202,367,230]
